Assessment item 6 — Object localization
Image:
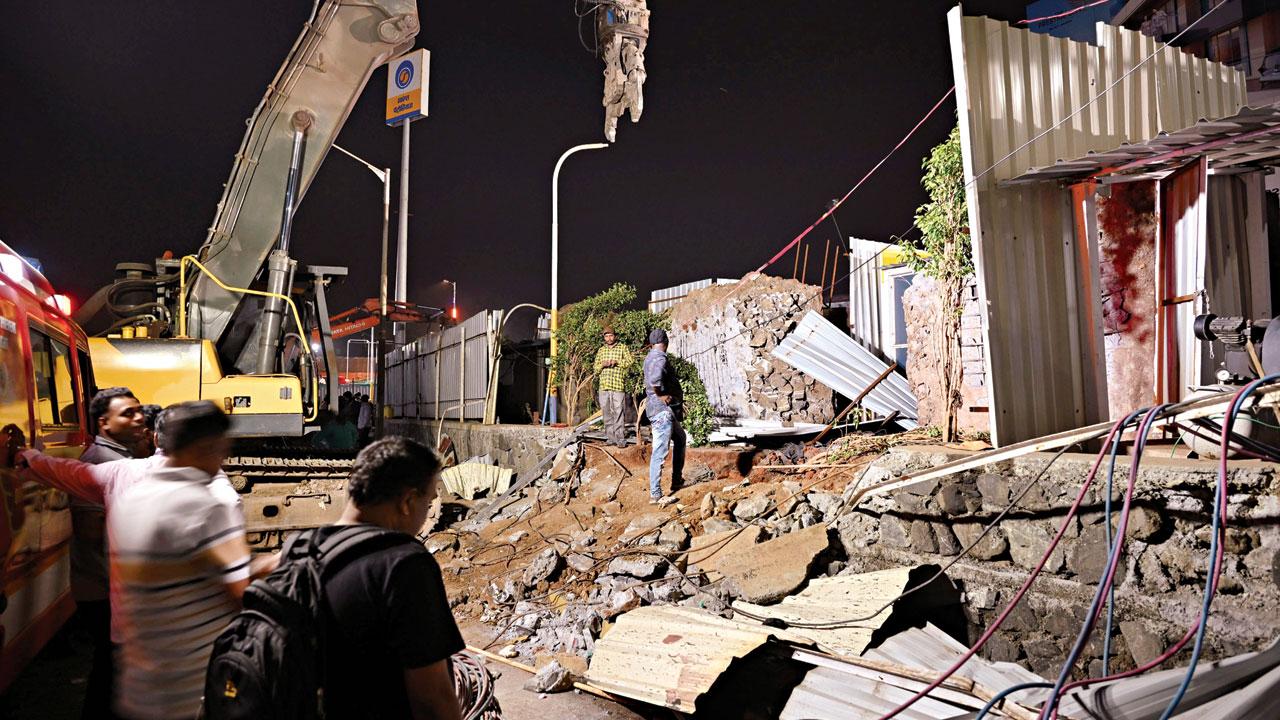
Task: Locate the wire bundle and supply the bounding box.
[452,651,503,720]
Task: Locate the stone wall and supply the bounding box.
[903,275,988,434]
[668,273,835,423]
[834,446,1280,677]
[1098,181,1158,419]
[385,420,572,476]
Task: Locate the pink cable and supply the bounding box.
[1018,0,1111,25]
[753,86,955,273]
[1047,387,1241,718]
[876,417,1130,720]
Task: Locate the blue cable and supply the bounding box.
[1040,405,1169,719]
[1102,409,1146,677]
[974,682,1055,720]
[1156,374,1280,720]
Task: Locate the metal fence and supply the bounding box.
[385,310,503,420]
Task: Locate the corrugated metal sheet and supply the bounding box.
[384,310,502,420]
[771,310,918,427]
[584,605,813,713]
[848,238,886,350]
[778,625,1046,719]
[949,9,1247,445]
[1156,158,1208,402]
[733,568,911,657]
[1005,106,1280,184]
[647,278,740,314]
[1201,171,1271,383]
[1053,636,1280,719]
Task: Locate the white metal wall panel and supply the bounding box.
[949,9,1246,444]
[847,238,884,352]
[1158,158,1208,401]
[383,310,501,420]
[1200,171,1271,383]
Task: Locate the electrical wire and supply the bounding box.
[1018,0,1111,25]
[1101,409,1147,677]
[1155,375,1280,719]
[452,650,502,720]
[1039,405,1170,718]
[754,88,953,273]
[875,414,1134,720]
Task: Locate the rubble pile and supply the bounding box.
[423,428,1280,699]
[427,439,855,669]
[668,273,835,423]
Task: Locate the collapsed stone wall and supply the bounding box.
[668,273,835,423]
[836,447,1280,678]
[385,419,571,475]
[903,275,989,434]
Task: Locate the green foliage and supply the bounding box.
[550,283,714,445]
[905,125,972,282]
[669,356,714,447]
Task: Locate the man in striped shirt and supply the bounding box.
[107,401,249,720]
[592,327,635,447]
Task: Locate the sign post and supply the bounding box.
[385,49,429,344]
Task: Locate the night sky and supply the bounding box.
[0,1,1025,336]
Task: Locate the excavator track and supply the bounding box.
[224,454,355,551]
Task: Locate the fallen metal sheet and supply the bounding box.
[867,624,1046,709]
[733,568,912,656]
[1175,659,1280,719]
[710,421,829,442]
[780,662,967,720]
[439,461,513,500]
[1050,636,1280,720]
[771,310,918,428]
[584,605,813,713]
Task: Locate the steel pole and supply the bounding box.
[394,121,412,345]
[549,142,608,424]
[376,168,391,436]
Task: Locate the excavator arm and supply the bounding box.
[190,0,419,368]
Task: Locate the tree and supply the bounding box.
[550,283,715,445]
[904,125,971,441]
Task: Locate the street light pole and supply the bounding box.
[549,142,609,425]
[333,143,392,436]
[443,279,457,321]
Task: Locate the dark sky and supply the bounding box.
[0,1,1025,334]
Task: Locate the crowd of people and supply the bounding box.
[0,389,463,720]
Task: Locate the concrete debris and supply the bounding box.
[522,548,563,587]
[713,523,831,604]
[523,659,575,694]
[604,555,667,580]
[731,493,771,522]
[618,512,668,544]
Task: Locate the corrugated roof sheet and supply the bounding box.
[733,568,911,657]
[771,310,918,427]
[583,605,813,713]
[1005,105,1280,184]
[949,9,1247,445]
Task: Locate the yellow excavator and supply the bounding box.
[73,0,650,547]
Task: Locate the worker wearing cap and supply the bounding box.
[643,328,683,503]
[592,326,634,447]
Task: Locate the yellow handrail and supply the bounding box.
[178,255,318,423]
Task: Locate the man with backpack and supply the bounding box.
[205,436,463,720]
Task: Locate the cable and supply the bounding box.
[976,682,1054,720]
[1156,374,1279,719]
[754,87,955,274]
[874,415,1133,720]
[1040,405,1170,718]
[1101,409,1148,676]
[1018,0,1111,25]
[776,439,1083,631]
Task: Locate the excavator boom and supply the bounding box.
[191,0,419,369]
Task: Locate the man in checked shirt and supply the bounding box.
[592,326,635,447]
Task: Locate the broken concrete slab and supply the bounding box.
[522,549,562,587]
[732,493,771,522]
[714,523,831,604]
[687,526,764,581]
[701,517,740,534]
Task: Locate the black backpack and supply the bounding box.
[202,524,413,720]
